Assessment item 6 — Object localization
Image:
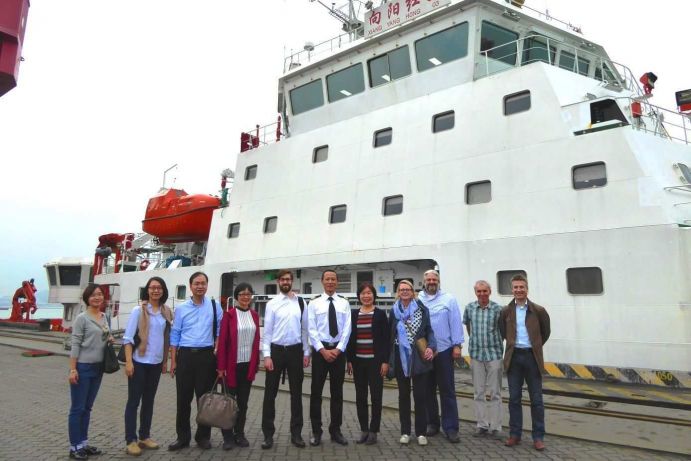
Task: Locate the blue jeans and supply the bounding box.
[426,348,459,433]
[125,361,163,443]
[507,348,545,441]
[68,362,103,448]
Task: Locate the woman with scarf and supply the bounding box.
[216,282,261,450]
[388,279,436,446]
[123,276,173,456]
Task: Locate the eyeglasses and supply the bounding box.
[148,287,163,292]
[398,288,413,293]
[238,292,253,297]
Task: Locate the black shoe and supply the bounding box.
[234,434,249,448]
[309,433,321,446]
[365,432,378,445]
[356,431,369,444]
[331,432,348,446]
[196,439,212,450]
[69,449,88,460]
[167,440,190,451]
[222,439,233,451]
[83,445,102,456]
[445,431,460,443]
[426,425,440,437]
[261,437,273,449]
[291,435,306,448]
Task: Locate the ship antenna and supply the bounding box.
[309,0,365,40]
[162,163,178,189]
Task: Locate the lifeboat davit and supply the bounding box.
[0,0,29,97]
[142,188,220,243]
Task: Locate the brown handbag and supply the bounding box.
[414,337,428,358]
[196,377,238,430]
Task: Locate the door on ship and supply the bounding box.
[220,272,234,311]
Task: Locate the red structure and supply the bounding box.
[640,72,657,96]
[93,233,135,276]
[0,0,29,97]
[9,279,37,322]
[142,188,220,243]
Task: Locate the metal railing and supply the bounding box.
[283,31,356,73]
[240,116,284,152]
[478,34,643,97]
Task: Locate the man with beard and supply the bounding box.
[417,269,464,443]
[260,270,311,449]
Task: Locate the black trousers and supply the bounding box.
[124,361,163,443]
[310,348,346,436]
[352,358,383,433]
[221,362,252,439]
[395,348,430,436]
[262,343,304,438]
[175,348,216,443]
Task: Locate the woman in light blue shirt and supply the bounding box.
[122,276,173,456]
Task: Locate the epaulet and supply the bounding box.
[337,294,348,299]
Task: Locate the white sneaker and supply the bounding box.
[417,435,428,446]
[399,434,410,444]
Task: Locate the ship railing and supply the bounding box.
[477,35,643,97]
[283,31,355,74]
[240,115,285,153]
[563,96,691,145]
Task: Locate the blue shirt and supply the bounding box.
[123,304,167,365]
[515,302,532,348]
[170,297,222,348]
[417,290,464,353]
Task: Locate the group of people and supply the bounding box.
[66,268,550,459]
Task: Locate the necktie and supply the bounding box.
[328,296,338,338]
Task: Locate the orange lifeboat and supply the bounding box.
[142,188,220,243]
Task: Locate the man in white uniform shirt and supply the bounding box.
[260,270,310,449]
[307,270,352,446]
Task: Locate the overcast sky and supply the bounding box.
[0,0,688,298]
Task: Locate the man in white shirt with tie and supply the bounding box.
[307,270,352,446]
[260,270,311,449]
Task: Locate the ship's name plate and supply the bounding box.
[364,0,451,39]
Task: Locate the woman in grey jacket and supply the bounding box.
[68,284,113,460]
[388,279,436,446]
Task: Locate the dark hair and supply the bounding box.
[142,276,169,304]
[510,274,528,287]
[277,269,293,281]
[189,271,208,285]
[357,282,377,302]
[82,283,104,306]
[321,269,338,280]
[233,282,255,301]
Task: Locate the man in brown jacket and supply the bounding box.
[498,274,550,451]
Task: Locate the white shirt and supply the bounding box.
[307,293,352,353]
[236,308,256,363]
[261,292,310,357]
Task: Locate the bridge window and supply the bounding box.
[573,162,607,189]
[504,90,531,115]
[567,267,603,295]
[466,180,492,204]
[590,99,627,125]
[677,163,691,183]
[245,165,257,180]
[497,270,527,295]
[290,79,324,115]
[374,127,392,147]
[59,266,82,286]
[522,35,556,65]
[176,285,186,299]
[368,46,412,87]
[327,63,365,102]
[329,205,347,224]
[559,51,589,76]
[415,22,469,72]
[383,195,403,216]
[433,111,455,133]
[480,21,519,65]
[263,216,278,234]
[227,222,240,238]
[47,266,57,286]
[313,145,328,163]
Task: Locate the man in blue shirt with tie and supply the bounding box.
[168,272,223,451]
[499,274,550,452]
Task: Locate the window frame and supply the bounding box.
[480,20,519,66]
[504,90,531,115]
[432,110,455,133]
[326,62,365,103]
[415,22,470,72]
[465,180,492,205]
[329,204,347,224]
[373,127,393,147]
[176,285,186,299]
[572,161,607,190]
[289,79,325,116]
[367,45,412,88]
[497,270,527,296]
[566,267,604,295]
[244,164,257,181]
[382,195,404,216]
[227,222,240,239]
[263,216,278,234]
[313,145,328,163]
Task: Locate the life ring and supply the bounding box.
[140,259,150,271]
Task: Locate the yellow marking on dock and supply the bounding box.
[544,362,565,378]
[570,364,594,380]
[637,370,665,387]
[602,367,625,382]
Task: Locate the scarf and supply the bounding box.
[137,303,172,355]
[392,298,418,377]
